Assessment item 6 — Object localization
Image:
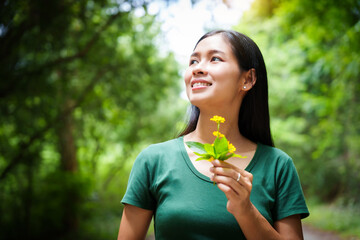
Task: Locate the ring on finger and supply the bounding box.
[236,172,241,182]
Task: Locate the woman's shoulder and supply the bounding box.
[257,143,293,165]
[255,144,300,178]
[144,137,181,151]
[137,137,182,158]
[133,138,183,170]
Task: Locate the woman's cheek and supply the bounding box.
[184,71,192,91]
[184,70,191,85]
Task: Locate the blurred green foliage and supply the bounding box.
[236,0,360,204]
[304,198,360,238]
[1,0,359,239]
[0,0,186,239]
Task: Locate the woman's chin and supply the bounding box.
[189,98,210,107]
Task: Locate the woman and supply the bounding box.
[118,30,309,239]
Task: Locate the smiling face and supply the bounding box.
[184,34,244,110]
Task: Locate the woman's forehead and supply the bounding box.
[193,34,232,54]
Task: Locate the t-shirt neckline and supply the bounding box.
[177,136,261,183]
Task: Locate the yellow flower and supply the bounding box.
[207,156,214,162]
[212,131,225,138]
[210,115,225,124]
[228,142,236,153]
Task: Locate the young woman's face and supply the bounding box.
[184,34,243,109]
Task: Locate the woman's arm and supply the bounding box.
[235,204,303,240]
[274,214,303,239]
[118,204,153,240]
[210,160,304,240]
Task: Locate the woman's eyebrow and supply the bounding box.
[190,49,226,58]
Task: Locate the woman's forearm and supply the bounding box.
[235,204,281,240]
[234,204,303,240]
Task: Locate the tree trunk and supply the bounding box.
[57,98,79,235]
[58,99,78,172]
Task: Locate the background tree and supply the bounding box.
[235,0,360,204]
[0,0,184,239]
[2,0,359,239]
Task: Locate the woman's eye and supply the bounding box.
[189,59,198,65]
[211,56,222,62]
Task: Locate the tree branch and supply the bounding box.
[44,12,121,68]
[0,69,106,181]
[0,12,122,99]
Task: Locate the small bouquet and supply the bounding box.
[186,115,246,162]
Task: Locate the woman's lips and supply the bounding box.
[191,80,212,90]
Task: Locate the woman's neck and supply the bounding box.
[188,110,242,144]
[184,107,257,154]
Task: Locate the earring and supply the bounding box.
[243,86,246,89]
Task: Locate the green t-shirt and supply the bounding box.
[122,137,309,239]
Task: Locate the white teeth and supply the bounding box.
[192,82,211,87]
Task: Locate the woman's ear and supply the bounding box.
[241,68,256,91]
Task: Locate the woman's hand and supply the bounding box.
[210,159,253,216]
[210,160,304,240]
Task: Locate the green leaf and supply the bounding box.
[218,153,247,161]
[214,137,228,158]
[186,141,206,154]
[218,153,233,161]
[204,143,215,156]
[195,156,212,161]
[194,152,212,158]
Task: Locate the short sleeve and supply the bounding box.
[273,158,309,221]
[121,149,156,210]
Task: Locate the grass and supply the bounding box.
[303,198,360,239]
[146,220,155,238]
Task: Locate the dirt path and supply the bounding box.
[303,224,342,240]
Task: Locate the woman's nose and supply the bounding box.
[192,61,207,75]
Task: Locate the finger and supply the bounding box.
[211,167,253,193]
[211,174,249,196]
[211,159,233,168]
[217,183,239,199]
[210,167,242,187]
[210,166,235,178]
[210,161,252,185]
[212,160,253,180]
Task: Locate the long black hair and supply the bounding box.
[179,30,274,147]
